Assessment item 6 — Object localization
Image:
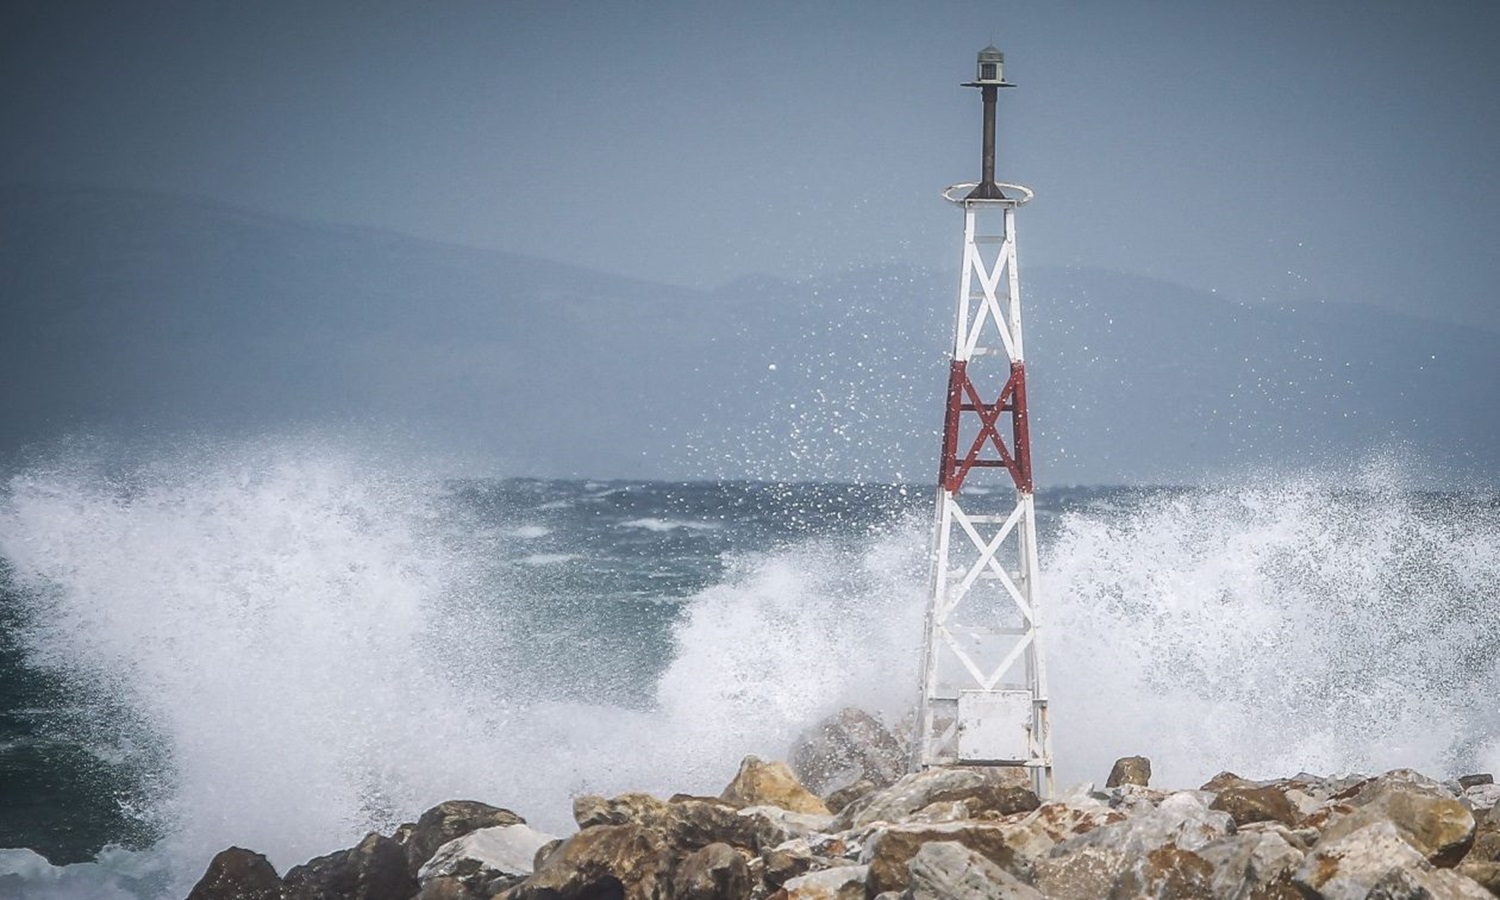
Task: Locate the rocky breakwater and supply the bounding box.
[187,708,1500,899]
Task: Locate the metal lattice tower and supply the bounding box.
[912,44,1054,795]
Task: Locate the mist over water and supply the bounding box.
[0,437,1496,899]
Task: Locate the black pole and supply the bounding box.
[966,84,1006,200]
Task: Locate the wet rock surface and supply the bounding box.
[185,847,283,900]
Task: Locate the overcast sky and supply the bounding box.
[4,1,1498,332]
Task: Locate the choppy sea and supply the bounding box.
[0,437,1496,899]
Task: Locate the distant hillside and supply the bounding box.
[2,186,1495,485]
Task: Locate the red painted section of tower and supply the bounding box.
[939,360,1033,494]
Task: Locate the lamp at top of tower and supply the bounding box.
[967,44,1014,88]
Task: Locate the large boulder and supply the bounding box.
[186,847,283,900]
[1025,790,1234,896]
[1294,820,1431,900]
[1111,845,1217,899]
[1210,784,1299,827]
[837,767,1035,830]
[284,832,417,900]
[998,800,1128,868]
[401,800,525,879]
[1105,756,1152,788]
[1031,846,1127,900]
[1197,830,1304,899]
[502,823,669,900]
[670,842,750,900]
[1316,770,1476,866]
[904,841,1041,900]
[574,791,791,854]
[1060,791,1234,856]
[861,823,1024,897]
[720,756,830,816]
[417,824,556,897]
[788,708,907,797]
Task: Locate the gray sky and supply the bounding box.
[4,0,1498,332]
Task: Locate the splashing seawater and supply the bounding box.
[1047,466,1500,789]
[0,438,927,897]
[0,438,1496,899]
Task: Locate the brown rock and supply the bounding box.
[720,756,830,816]
[1210,784,1299,827]
[533,838,563,872]
[1200,771,1251,792]
[670,798,790,854]
[863,823,1023,896]
[401,800,524,879]
[1317,772,1476,867]
[1105,756,1151,788]
[1462,775,1497,789]
[761,846,815,892]
[1471,828,1500,862]
[284,832,417,900]
[186,847,283,900]
[503,823,668,900]
[575,792,668,830]
[573,791,788,854]
[671,842,750,900]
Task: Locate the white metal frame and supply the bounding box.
[914,184,1053,796]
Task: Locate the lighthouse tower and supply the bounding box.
[912,44,1054,795]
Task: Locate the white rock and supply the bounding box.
[1053,782,1106,808]
[781,864,869,900]
[1199,830,1304,899]
[841,769,988,828]
[1462,782,1500,813]
[905,841,1041,900]
[999,802,1128,866]
[1283,787,1322,820]
[1294,820,1428,900]
[1059,790,1233,857]
[417,823,556,884]
[740,804,836,838]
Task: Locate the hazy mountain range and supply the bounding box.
[2,185,1495,486]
